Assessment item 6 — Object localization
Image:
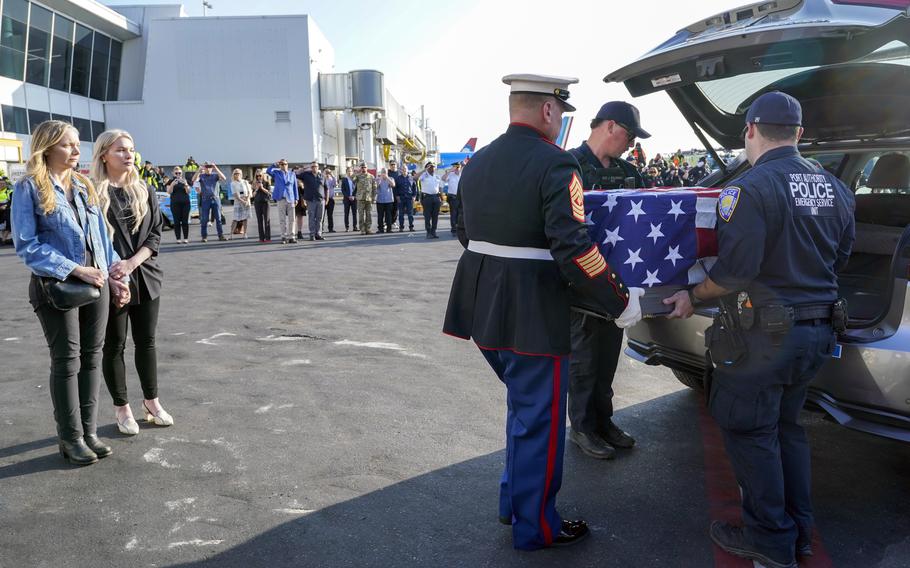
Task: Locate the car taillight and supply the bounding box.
[832,0,910,8]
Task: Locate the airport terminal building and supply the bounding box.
[0,1,438,175]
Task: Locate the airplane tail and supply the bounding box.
[555,117,573,150]
[460,138,477,153]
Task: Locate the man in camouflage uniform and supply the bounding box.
[354,163,378,235]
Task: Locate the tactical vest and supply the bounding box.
[571,149,641,190]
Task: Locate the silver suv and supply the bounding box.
[605,0,910,442]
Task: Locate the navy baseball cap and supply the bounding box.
[746,91,802,126]
[595,101,650,139]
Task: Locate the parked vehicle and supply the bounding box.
[605,0,910,442]
[156,189,199,229]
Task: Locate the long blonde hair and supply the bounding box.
[91,129,149,235]
[27,120,98,214]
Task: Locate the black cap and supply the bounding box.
[746,91,802,126]
[595,101,651,139]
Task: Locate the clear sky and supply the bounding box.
[107,0,739,155]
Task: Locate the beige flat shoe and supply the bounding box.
[143,402,174,427]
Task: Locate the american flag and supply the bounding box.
[583,188,721,289]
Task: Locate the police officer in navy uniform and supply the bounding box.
[664,91,855,568]
[444,74,632,551]
[567,101,648,460]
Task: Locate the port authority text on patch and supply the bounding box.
[788,172,836,215]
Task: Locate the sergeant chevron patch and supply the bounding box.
[574,245,607,278]
[570,172,585,223]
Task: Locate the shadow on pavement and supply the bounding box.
[171,390,714,568]
[163,388,910,568]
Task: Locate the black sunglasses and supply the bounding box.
[615,122,636,143]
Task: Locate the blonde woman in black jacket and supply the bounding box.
[93,130,173,436]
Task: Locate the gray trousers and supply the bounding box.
[307,199,325,237]
[277,198,296,239]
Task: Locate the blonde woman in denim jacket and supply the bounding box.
[11,120,131,466]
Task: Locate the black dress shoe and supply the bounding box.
[709,522,797,568]
[601,420,635,449]
[498,515,512,526]
[59,439,98,466]
[551,519,590,547]
[83,434,113,458]
[569,428,615,460]
[315,235,325,240]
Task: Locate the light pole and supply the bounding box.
[202,1,212,16]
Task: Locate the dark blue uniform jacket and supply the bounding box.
[443,124,629,355]
[710,146,855,307]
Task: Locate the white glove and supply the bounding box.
[615,287,645,329]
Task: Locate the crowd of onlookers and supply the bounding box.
[625,143,713,188]
[133,155,462,244]
[0,145,723,249]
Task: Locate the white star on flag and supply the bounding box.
[627,200,645,222]
[642,269,662,288]
[602,193,619,212]
[665,245,683,267]
[624,248,643,271]
[668,200,685,221]
[585,211,595,226]
[603,226,624,247]
[647,222,665,244]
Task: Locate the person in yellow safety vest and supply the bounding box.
[184,156,200,176]
[133,150,142,171]
[140,161,162,191]
[0,177,12,244]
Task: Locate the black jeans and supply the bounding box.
[325,198,335,231]
[171,199,191,240]
[377,202,394,232]
[421,194,441,235]
[254,199,271,240]
[33,279,110,442]
[102,296,160,407]
[343,198,357,230]
[568,312,624,435]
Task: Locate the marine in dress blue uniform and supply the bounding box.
[664,92,855,568]
[444,74,630,550]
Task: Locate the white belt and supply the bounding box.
[468,240,554,261]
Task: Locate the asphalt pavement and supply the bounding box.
[0,207,908,568]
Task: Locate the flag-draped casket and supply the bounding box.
[582,188,721,304]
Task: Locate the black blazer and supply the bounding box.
[107,187,164,304]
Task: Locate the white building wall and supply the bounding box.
[104,14,332,166]
[108,4,185,101]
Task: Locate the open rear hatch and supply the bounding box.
[605,0,910,149]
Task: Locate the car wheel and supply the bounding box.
[672,369,704,391]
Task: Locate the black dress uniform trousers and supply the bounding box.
[568,311,623,435]
[709,321,834,562]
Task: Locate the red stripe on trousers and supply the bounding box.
[539,356,562,546]
[698,401,833,567]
